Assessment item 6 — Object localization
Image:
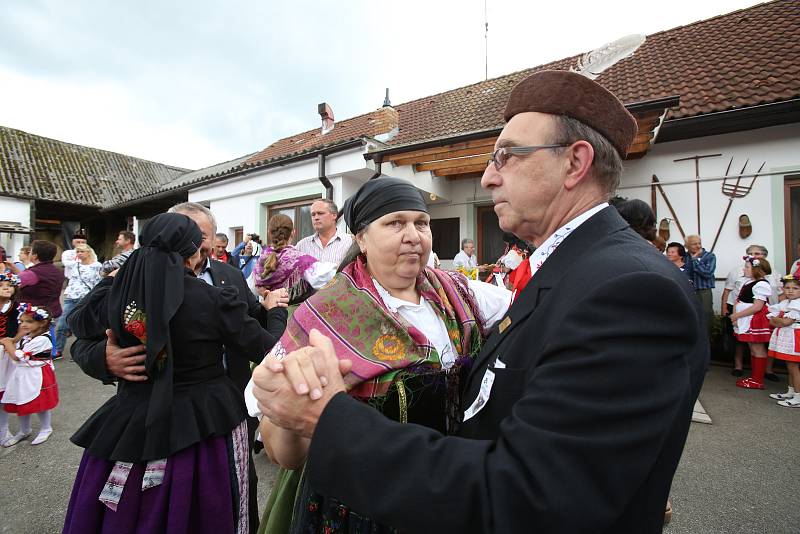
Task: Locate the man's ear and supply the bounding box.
[563,141,595,191]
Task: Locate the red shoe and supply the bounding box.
[735,377,765,389]
[736,356,766,389]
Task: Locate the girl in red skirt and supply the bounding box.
[0,303,59,446]
[730,257,773,389]
[767,274,800,407]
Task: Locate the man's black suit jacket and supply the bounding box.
[70,258,287,394]
[305,206,709,533]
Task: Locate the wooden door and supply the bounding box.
[784,176,800,273]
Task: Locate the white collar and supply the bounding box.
[529,203,608,277]
[372,278,422,313]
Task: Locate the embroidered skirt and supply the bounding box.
[3,364,58,415]
[735,304,772,343]
[62,420,250,534]
[768,327,800,363]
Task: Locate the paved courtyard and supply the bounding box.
[1,353,797,533]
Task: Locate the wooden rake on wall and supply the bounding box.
[710,158,766,252]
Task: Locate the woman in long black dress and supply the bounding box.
[63,213,281,534]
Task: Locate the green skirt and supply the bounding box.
[258,466,303,534]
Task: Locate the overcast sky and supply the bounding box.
[0,0,764,170]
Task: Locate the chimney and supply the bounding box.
[383,88,392,107]
[318,103,334,134]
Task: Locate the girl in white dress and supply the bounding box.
[0,304,59,446]
[767,275,800,407]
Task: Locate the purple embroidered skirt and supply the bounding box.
[62,426,249,534]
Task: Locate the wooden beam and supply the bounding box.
[433,163,488,177]
[393,145,493,167]
[445,171,485,181]
[416,154,489,172]
[384,137,497,163]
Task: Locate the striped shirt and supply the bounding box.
[295,229,353,266]
[689,249,716,290]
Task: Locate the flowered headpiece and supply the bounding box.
[783,272,800,284]
[0,272,20,286]
[17,303,50,321]
[743,255,761,267]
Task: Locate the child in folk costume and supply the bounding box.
[730,256,773,390]
[0,303,59,446]
[767,274,800,407]
[0,273,20,444]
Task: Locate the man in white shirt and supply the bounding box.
[452,239,478,270]
[295,199,353,266]
[61,230,87,279]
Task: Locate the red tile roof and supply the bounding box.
[386,0,800,148]
[245,107,398,165]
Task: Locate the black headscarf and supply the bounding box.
[341,176,428,233]
[107,212,202,430]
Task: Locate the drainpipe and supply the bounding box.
[317,153,333,199]
[370,155,383,180]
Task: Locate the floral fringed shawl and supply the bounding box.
[275,255,486,403]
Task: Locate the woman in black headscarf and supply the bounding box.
[63,213,281,534]
[246,176,511,533]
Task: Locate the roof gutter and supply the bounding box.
[102,138,366,212]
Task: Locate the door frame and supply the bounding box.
[783,175,800,273]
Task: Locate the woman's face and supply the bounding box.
[244,242,253,255]
[356,211,432,292]
[76,249,90,263]
[18,251,29,263]
[665,246,682,263]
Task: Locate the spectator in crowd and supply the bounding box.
[61,230,87,280]
[8,240,65,352]
[231,233,262,281]
[17,246,33,270]
[453,238,488,275]
[251,70,706,533]
[212,233,237,266]
[296,199,353,266]
[722,244,782,379]
[666,242,688,272]
[614,199,656,242]
[54,244,102,360]
[100,230,135,275]
[685,234,716,335]
[68,202,289,530]
[254,214,336,305]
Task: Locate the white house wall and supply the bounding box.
[188,147,371,243]
[0,196,31,259]
[622,123,800,310]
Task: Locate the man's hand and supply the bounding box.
[262,287,289,309]
[253,329,350,438]
[105,329,148,382]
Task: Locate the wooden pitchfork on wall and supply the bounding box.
[710,158,767,252]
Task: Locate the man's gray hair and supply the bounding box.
[746,244,768,257]
[314,198,339,216]
[461,238,474,249]
[169,202,217,233]
[215,233,229,244]
[550,115,624,196]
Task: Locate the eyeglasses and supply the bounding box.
[487,144,570,170]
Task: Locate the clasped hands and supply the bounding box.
[252,329,351,439]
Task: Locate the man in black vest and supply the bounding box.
[252,71,708,533]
